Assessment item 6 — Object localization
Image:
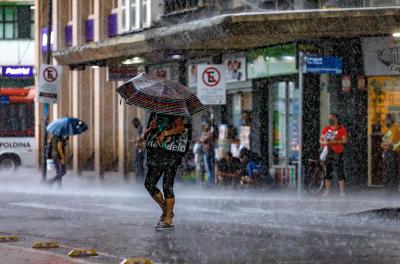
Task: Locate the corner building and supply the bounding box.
[35,0,400,187]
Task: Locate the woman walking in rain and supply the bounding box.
[143,112,191,230]
[116,73,204,231]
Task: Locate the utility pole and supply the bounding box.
[42,0,52,180]
[297,51,304,196]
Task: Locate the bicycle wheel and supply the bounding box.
[306,165,325,195]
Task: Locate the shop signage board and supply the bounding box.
[197,64,226,105]
[305,56,342,74]
[38,64,62,104]
[2,66,33,78]
[107,66,138,81]
[247,44,297,79]
[362,37,400,76]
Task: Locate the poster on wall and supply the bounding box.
[223,57,246,82]
[362,37,400,76]
[150,67,171,80]
[239,126,251,149]
[188,64,197,87]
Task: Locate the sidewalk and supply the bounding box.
[0,244,94,264]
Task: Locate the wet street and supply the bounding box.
[0,171,400,264]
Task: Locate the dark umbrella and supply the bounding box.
[47,117,88,136]
[116,73,205,116]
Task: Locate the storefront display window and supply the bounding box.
[368,76,400,185]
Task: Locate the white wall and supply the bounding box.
[0,40,35,65]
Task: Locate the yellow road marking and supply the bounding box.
[32,242,60,249]
[67,248,98,257]
[0,236,18,242]
[120,258,152,264]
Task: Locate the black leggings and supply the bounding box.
[144,165,178,199]
[325,152,345,181]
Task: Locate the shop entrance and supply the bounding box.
[268,79,299,186]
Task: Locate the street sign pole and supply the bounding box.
[42,0,52,180]
[297,52,304,196]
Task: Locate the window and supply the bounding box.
[89,0,95,15]
[0,6,17,39]
[141,0,149,28]
[121,0,128,31]
[130,0,137,29]
[0,6,34,39]
[121,0,150,32]
[68,0,73,21]
[0,103,34,137]
[30,7,34,39]
[113,0,118,9]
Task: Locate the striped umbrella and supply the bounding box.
[116,73,205,116]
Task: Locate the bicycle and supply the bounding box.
[306,159,326,195]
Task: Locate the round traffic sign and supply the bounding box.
[202,67,221,87]
[43,66,58,83]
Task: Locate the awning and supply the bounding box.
[53,7,400,65]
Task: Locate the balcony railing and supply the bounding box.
[164,0,400,17]
[246,0,400,10]
[164,0,208,15]
[158,0,400,28]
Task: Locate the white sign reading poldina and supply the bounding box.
[197,64,226,105]
[38,64,62,104]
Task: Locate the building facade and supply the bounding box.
[35,0,400,187]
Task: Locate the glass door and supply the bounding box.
[269,80,299,186]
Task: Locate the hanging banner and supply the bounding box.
[197,64,226,105]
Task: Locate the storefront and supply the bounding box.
[362,36,400,186]
[247,44,300,186]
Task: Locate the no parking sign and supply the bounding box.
[38,64,62,104]
[197,64,226,105]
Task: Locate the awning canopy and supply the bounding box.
[53,7,400,65]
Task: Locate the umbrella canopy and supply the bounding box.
[47,117,88,136]
[116,73,205,116]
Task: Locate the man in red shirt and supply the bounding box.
[319,113,348,197]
